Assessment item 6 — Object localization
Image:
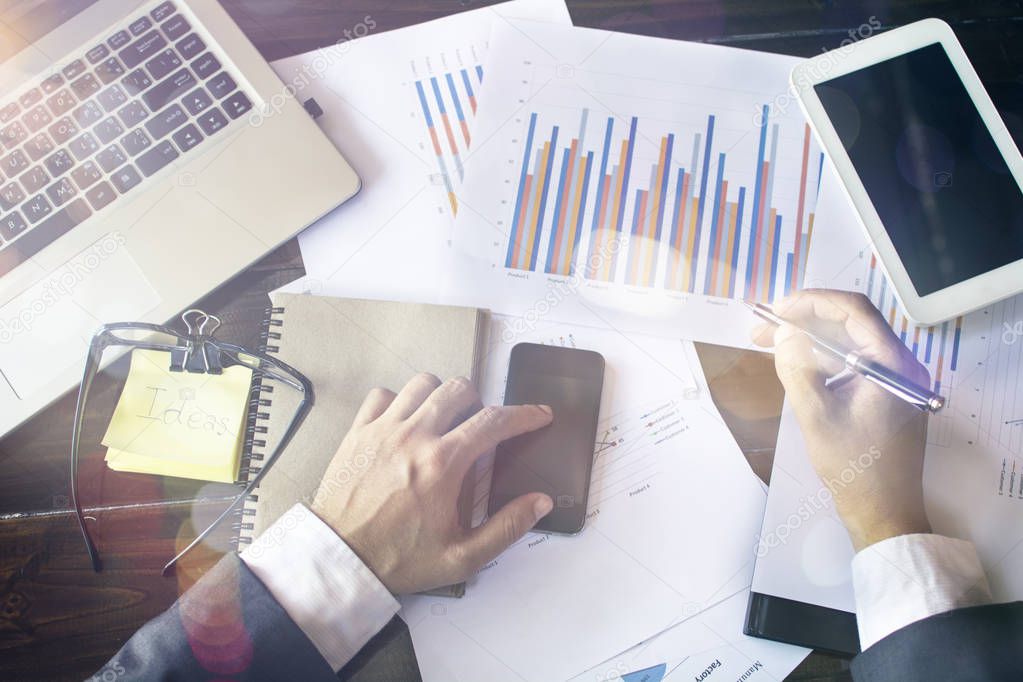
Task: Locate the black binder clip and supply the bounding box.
[169,309,225,375]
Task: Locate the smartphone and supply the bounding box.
[488,342,605,534]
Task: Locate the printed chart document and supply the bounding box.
[575,591,809,682]
[402,319,770,681]
[450,21,825,348]
[752,166,1023,612]
[270,0,572,303]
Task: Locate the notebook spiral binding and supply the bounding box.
[230,305,285,549]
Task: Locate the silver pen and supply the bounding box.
[744,300,945,413]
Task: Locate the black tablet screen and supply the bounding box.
[815,43,1023,296]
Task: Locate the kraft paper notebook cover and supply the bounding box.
[236,291,488,597]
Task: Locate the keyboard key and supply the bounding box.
[43,149,75,178]
[0,182,25,210]
[177,34,205,61]
[0,211,26,241]
[70,74,101,99]
[207,72,237,99]
[21,193,51,223]
[46,177,77,206]
[71,160,102,190]
[95,56,125,84]
[222,91,252,119]
[121,129,152,156]
[162,15,190,41]
[48,117,78,145]
[8,199,91,262]
[137,139,179,176]
[192,52,220,80]
[39,74,63,95]
[85,181,116,211]
[95,116,124,145]
[145,103,187,139]
[121,68,153,96]
[96,145,127,173]
[20,165,49,193]
[72,101,105,128]
[24,133,54,161]
[46,88,77,117]
[23,106,51,133]
[1,122,27,152]
[129,16,153,36]
[117,101,150,128]
[152,2,176,22]
[19,88,42,108]
[0,103,19,123]
[196,107,228,136]
[108,30,131,50]
[146,49,182,81]
[1,150,28,176]
[68,132,99,161]
[182,88,212,116]
[86,44,110,64]
[171,124,202,153]
[143,68,195,112]
[120,30,167,69]
[110,164,141,193]
[62,60,87,80]
[97,83,128,112]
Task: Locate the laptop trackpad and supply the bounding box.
[0,234,161,404]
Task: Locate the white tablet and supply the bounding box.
[791,18,1023,325]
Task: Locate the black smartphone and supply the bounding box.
[488,342,605,534]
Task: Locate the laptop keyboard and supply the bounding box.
[0,1,254,277]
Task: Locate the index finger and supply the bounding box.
[442,404,553,472]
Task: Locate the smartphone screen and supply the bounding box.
[488,343,604,534]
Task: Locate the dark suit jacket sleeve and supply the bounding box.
[91,553,338,682]
[851,601,1023,682]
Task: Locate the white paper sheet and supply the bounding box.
[751,164,1023,612]
[575,590,809,682]
[402,319,770,681]
[447,20,825,348]
[270,0,572,303]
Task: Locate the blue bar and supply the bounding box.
[569,152,595,274]
[702,151,726,295]
[587,118,615,272]
[445,73,466,123]
[460,69,475,99]
[900,329,908,344]
[475,64,483,81]
[951,322,962,371]
[506,113,538,268]
[414,81,434,127]
[690,115,715,292]
[745,105,769,297]
[912,335,920,357]
[767,213,782,301]
[816,152,825,195]
[666,168,685,288]
[545,146,573,273]
[925,328,935,363]
[429,77,447,114]
[784,253,794,297]
[728,186,746,298]
[653,134,674,245]
[529,125,559,271]
[610,117,639,279]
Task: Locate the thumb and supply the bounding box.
[457,493,553,571]
[774,323,832,418]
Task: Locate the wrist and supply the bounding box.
[842,513,931,552]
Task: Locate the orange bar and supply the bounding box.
[708,180,729,296]
[642,137,669,287]
[510,175,534,269]
[791,125,811,293]
[681,196,700,291]
[459,120,471,147]
[440,113,459,157]
[602,140,631,281]
[761,207,777,302]
[669,172,690,290]
[589,174,613,279]
[523,142,551,271]
[551,140,579,275]
[749,160,770,300]
[721,201,738,298]
[562,156,589,275]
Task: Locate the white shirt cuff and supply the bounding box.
[239,503,400,672]
[852,533,992,649]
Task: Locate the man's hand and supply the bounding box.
[310,373,554,595]
[753,290,932,551]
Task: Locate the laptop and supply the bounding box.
[0,0,361,437]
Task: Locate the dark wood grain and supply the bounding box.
[2,1,1021,680]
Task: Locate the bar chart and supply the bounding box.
[503,104,824,303]
[411,50,484,215]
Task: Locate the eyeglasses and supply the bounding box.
[70,309,312,575]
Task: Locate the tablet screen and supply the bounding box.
[815,43,1023,296]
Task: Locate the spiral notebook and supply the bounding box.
[234,291,488,597]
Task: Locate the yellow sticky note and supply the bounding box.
[102,349,254,483]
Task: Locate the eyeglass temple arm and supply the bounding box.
[71,334,108,573]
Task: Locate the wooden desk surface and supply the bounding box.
[2,1,1022,680]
